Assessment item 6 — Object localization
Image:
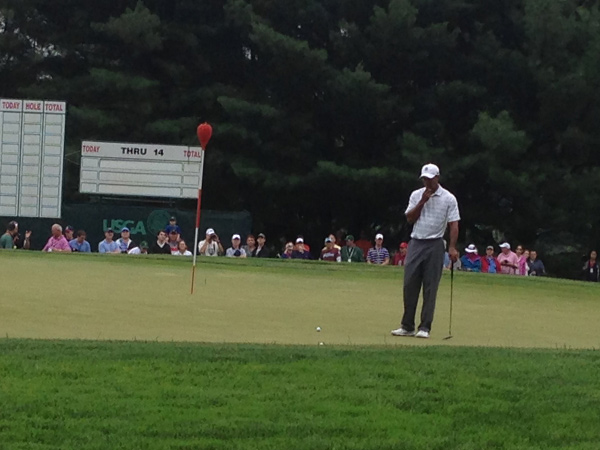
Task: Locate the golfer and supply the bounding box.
[391,163,460,339]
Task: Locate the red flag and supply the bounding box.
[197,123,213,149]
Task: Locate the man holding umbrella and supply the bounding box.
[391,163,460,339]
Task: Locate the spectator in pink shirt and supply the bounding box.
[518,248,530,276]
[515,245,529,276]
[497,242,518,275]
[42,224,72,253]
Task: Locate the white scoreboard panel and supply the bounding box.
[0,99,66,218]
[80,141,204,199]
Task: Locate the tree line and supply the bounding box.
[1,0,599,277]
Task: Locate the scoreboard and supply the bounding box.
[0,99,66,218]
[80,141,204,199]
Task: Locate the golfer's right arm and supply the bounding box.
[405,191,430,224]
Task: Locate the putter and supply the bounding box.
[443,260,454,340]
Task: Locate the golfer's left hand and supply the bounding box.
[448,247,458,262]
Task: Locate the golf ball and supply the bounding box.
[316,326,321,332]
[319,342,324,346]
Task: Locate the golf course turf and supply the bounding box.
[1,251,599,348]
[1,251,600,449]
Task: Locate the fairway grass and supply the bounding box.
[1,339,600,449]
[1,251,600,348]
[3,253,600,449]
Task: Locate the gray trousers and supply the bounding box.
[401,238,445,332]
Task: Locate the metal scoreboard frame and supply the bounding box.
[79,141,204,199]
[0,99,67,218]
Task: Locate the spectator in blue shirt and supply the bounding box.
[69,230,91,253]
[367,234,390,265]
[99,228,120,253]
[165,216,182,236]
[116,227,136,253]
[460,244,482,272]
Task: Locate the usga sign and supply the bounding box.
[102,219,146,235]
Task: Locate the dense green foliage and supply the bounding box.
[1,0,599,275]
[1,339,600,449]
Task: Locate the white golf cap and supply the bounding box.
[296,237,304,243]
[232,234,241,240]
[499,242,511,249]
[420,163,440,179]
[375,233,384,240]
[465,244,478,253]
[206,228,215,235]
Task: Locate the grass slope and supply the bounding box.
[1,251,600,348]
[1,340,600,449]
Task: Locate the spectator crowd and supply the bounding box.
[459,242,546,277]
[1,218,599,281]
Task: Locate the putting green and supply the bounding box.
[1,251,599,348]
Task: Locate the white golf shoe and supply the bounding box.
[391,328,415,337]
[415,330,430,339]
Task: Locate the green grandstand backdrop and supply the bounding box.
[0,206,251,251]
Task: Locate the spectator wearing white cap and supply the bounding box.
[295,235,311,252]
[391,163,460,339]
[320,236,341,262]
[226,234,247,257]
[367,233,390,265]
[292,237,312,259]
[460,244,481,272]
[497,242,519,275]
[198,228,223,256]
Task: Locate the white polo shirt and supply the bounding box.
[198,239,220,256]
[406,185,460,239]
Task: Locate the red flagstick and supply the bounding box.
[191,122,212,294]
